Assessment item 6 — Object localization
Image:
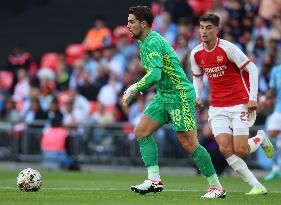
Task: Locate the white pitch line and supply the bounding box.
[1,187,281,193]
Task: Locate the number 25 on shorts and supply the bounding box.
[240,111,249,122]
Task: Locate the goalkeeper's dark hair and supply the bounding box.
[128,5,154,27]
[199,13,220,27]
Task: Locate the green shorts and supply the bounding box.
[144,89,197,131]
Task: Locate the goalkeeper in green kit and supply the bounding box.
[124,5,226,198]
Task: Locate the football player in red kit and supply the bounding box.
[190,13,274,195]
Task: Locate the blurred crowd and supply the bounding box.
[0,0,281,171]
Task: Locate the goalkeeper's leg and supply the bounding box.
[177,130,226,199]
[131,115,164,194]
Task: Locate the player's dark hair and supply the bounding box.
[199,13,220,27]
[128,5,154,27]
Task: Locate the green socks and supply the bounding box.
[191,145,222,188]
[137,138,221,186]
[137,136,158,167]
[137,136,160,180]
[191,145,216,177]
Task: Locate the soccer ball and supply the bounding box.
[17,168,42,192]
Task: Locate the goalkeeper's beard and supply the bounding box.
[131,30,142,40]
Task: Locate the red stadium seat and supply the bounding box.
[187,0,213,16]
[40,52,60,71]
[0,71,13,91]
[65,44,84,66]
[113,25,133,44]
[89,101,98,115]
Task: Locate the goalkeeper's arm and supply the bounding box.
[135,66,162,92]
[123,67,161,106]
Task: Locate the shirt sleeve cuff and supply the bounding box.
[239,60,250,71]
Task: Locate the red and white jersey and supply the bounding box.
[191,38,250,107]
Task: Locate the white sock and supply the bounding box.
[226,154,263,188]
[147,165,161,181]
[248,135,263,154]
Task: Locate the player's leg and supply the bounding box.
[232,132,273,159]
[214,133,267,195]
[210,106,266,195]
[230,105,267,195]
[229,135,267,195]
[233,104,274,158]
[131,98,168,194]
[169,93,225,198]
[214,134,257,190]
[177,130,225,199]
[265,132,281,181]
[135,115,161,179]
[264,112,281,180]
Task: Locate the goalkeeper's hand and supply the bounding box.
[123,84,138,106]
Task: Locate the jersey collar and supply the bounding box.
[203,37,219,52]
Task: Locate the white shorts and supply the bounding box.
[208,104,254,136]
[266,112,281,131]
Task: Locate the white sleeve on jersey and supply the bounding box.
[220,39,250,69]
[190,49,203,76]
[244,62,258,101]
[193,76,203,98]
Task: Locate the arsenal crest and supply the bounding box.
[217,55,223,63]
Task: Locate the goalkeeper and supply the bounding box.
[123,5,225,198]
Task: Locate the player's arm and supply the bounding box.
[123,68,161,106]
[244,62,259,112]
[190,50,204,108]
[135,66,162,92]
[223,40,258,111]
[135,40,163,92]
[123,39,163,106]
[246,63,259,102]
[222,40,251,70]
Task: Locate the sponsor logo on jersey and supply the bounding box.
[217,55,223,63]
[203,65,227,78]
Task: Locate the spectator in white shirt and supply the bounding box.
[12,69,30,102]
[62,89,90,126]
[97,72,122,106]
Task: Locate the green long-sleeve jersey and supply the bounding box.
[136,31,194,95]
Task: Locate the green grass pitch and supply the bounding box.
[0,169,280,205]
